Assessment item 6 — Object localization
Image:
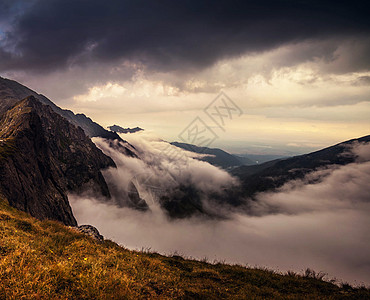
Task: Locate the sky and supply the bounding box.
[0,0,369,154]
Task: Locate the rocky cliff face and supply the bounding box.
[0,96,115,225]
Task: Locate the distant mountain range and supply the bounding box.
[171,136,369,216]
[171,142,251,168]
[171,142,289,169]
[232,135,370,198]
[108,125,143,134]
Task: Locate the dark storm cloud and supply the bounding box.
[1,0,370,73]
[0,0,20,20]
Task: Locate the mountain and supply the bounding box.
[0,77,121,140]
[232,135,370,198]
[2,196,369,299]
[171,142,253,169]
[108,124,143,134]
[0,77,149,224]
[154,137,370,217]
[171,141,290,168]
[0,96,115,225]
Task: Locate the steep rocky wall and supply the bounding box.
[0,96,115,225]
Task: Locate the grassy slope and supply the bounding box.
[0,197,369,299]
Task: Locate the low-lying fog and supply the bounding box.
[69,133,370,285]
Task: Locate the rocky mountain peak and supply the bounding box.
[0,95,115,225]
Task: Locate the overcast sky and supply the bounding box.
[1,0,369,154]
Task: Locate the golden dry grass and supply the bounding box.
[0,197,369,299]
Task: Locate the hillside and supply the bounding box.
[232,135,370,198]
[1,196,368,299]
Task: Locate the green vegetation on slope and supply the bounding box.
[0,197,369,299]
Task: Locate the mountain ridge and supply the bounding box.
[171,141,253,169]
[0,77,121,140]
[232,135,370,199]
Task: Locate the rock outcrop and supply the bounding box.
[74,225,104,242]
[108,125,143,134]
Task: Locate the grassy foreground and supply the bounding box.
[0,197,369,299]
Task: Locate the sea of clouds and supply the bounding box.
[69,133,370,285]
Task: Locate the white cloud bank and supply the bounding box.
[69,137,370,285]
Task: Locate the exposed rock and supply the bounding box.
[104,173,149,211]
[0,96,115,225]
[74,225,104,242]
[160,184,204,218]
[105,138,138,158]
[108,124,143,134]
[127,181,149,211]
